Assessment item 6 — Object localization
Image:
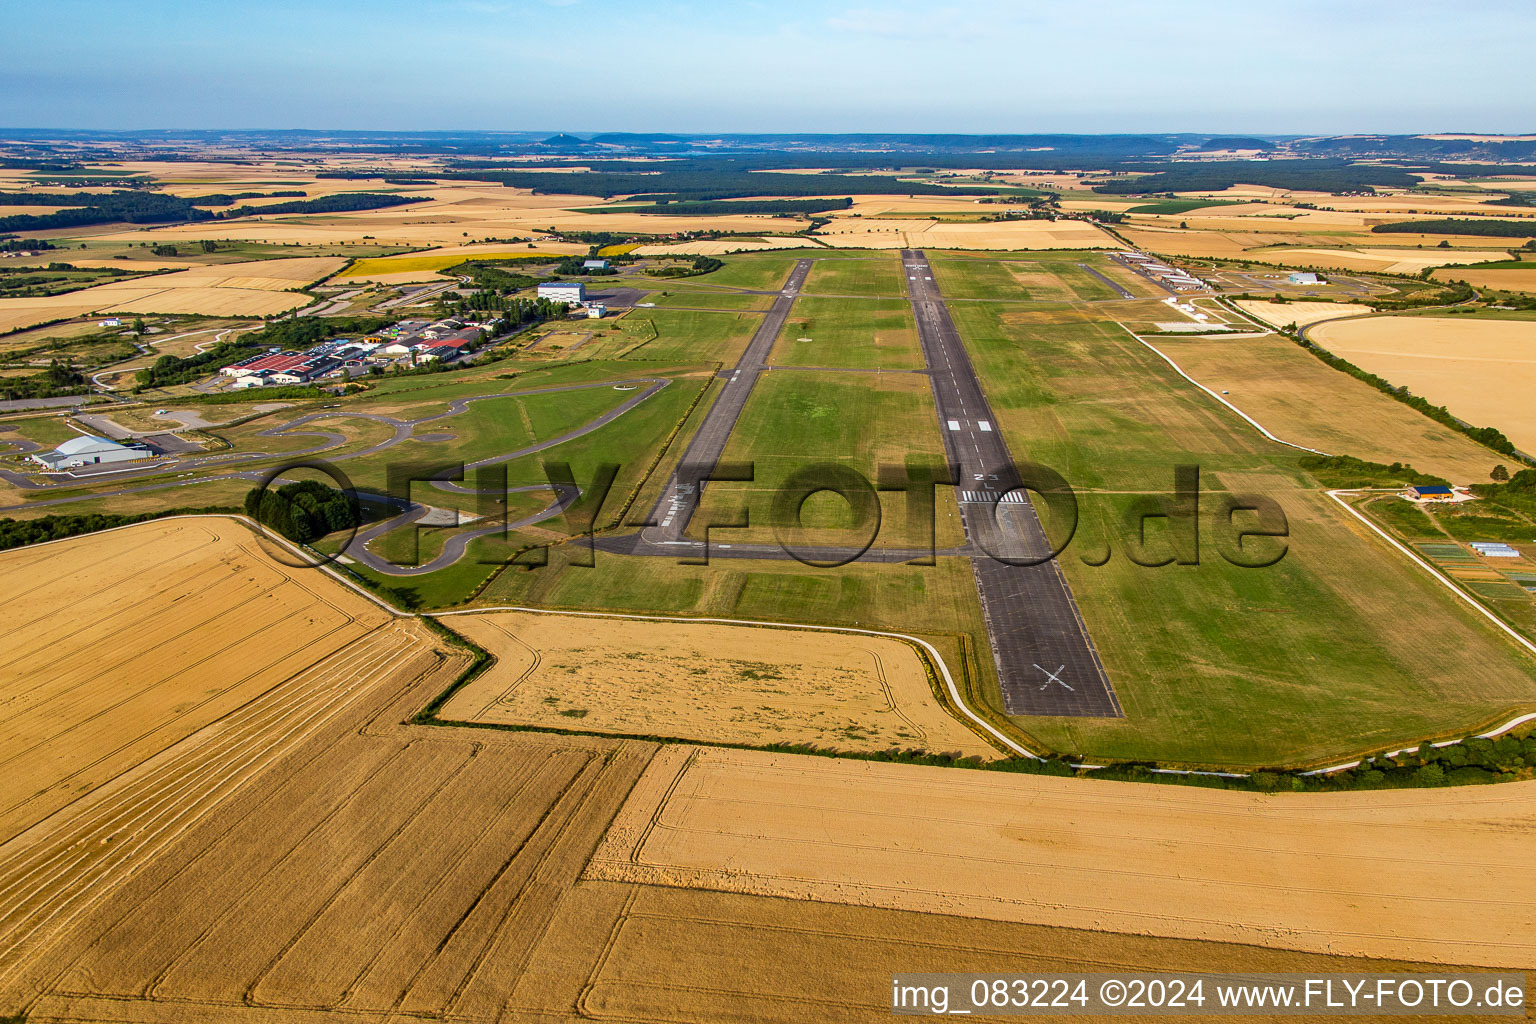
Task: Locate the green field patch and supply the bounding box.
[769,297,922,370]
[947,303,1536,766]
[802,255,907,297]
[616,308,760,363]
[1129,199,1243,215]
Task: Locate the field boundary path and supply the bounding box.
[902,249,1121,718]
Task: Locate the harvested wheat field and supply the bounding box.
[1146,333,1502,480]
[1309,315,1536,453]
[1433,265,1536,294]
[591,745,1536,968]
[435,611,990,756]
[1232,299,1376,328]
[1262,248,1515,274]
[632,236,815,256]
[815,218,1112,250]
[338,242,586,282]
[0,255,343,332]
[0,517,454,995]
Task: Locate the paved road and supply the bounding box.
[640,259,812,544]
[1077,263,1133,299]
[903,249,1121,718]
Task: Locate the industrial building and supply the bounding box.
[31,435,151,471]
[537,281,586,304]
[1289,271,1322,285]
[582,259,610,271]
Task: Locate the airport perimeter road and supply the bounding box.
[903,250,1121,718]
[642,259,812,543]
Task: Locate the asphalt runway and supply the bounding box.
[903,249,1121,718]
[640,259,812,544]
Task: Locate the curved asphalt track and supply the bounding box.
[0,379,671,574]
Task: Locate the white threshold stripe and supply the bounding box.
[430,605,1037,759]
[1116,322,1329,456]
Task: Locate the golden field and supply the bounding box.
[0,517,448,992]
[1433,265,1536,293]
[1140,331,1504,481]
[437,611,991,756]
[0,255,343,333]
[1309,315,1536,454]
[1232,299,1376,328]
[0,520,1518,1020]
[591,745,1536,968]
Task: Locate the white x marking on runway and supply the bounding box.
[1034,664,1073,691]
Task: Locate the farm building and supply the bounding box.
[31,435,150,471]
[537,281,585,304]
[1289,272,1322,285]
[1405,484,1456,501]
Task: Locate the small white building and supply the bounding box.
[1289,271,1321,285]
[31,435,149,471]
[582,303,607,319]
[537,281,585,304]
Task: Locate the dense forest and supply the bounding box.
[1092,160,1418,195]
[319,161,986,200]
[224,192,427,216]
[0,189,424,232]
[584,197,852,216]
[188,190,307,206]
[1373,218,1536,237]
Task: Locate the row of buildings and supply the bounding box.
[217,319,488,389]
[1113,252,1207,292]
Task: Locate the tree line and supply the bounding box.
[0,190,425,232]
[1373,218,1536,238]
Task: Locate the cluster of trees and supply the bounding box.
[1373,218,1536,238]
[646,255,723,279]
[554,256,616,276]
[0,357,87,401]
[1080,209,1127,224]
[0,237,53,252]
[448,259,539,292]
[1296,454,1448,489]
[243,479,358,544]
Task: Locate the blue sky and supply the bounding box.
[1,0,1530,133]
